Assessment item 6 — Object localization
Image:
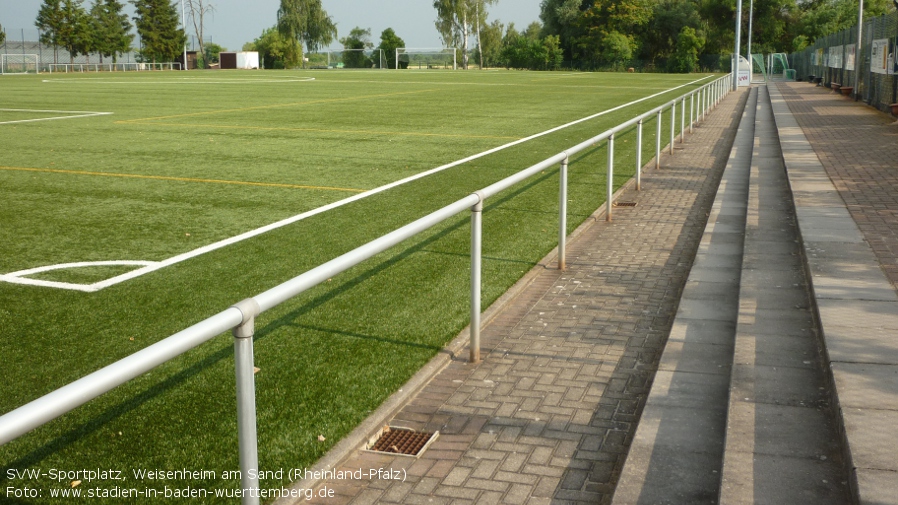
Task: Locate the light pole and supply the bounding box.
[748,0,753,75]
[181,0,188,70]
[854,0,864,99]
[734,0,743,90]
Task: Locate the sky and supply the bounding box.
[1,0,543,52]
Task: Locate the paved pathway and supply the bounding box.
[292,88,749,505]
[777,82,898,288]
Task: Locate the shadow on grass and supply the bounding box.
[1,149,610,477]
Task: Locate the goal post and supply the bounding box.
[1,54,39,75]
[395,48,457,70]
[327,49,386,69]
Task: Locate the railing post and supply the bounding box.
[690,92,694,133]
[606,134,614,222]
[669,102,675,155]
[636,120,643,191]
[558,157,568,271]
[232,298,261,505]
[470,192,484,364]
[702,86,707,121]
[655,110,662,169]
[680,97,686,143]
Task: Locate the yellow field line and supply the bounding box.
[0,165,367,193]
[118,88,440,124]
[117,121,521,140]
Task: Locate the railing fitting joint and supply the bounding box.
[231,298,261,339]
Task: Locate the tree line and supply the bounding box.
[18,0,897,72]
[536,0,896,72]
[31,0,224,66]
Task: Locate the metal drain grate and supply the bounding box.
[366,427,438,457]
[613,201,638,208]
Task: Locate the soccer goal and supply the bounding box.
[769,53,790,78]
[1,54,39,75]
[327,49,386,69]
[395,48,457,70]
[750,53,767,83]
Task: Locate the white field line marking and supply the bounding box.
[2,75,713,292]
[0,261,158,292]
[42,77,316,84]
[0,108,113,125]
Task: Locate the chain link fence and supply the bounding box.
[789,11,898,113]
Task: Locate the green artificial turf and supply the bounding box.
[0,69,716,503]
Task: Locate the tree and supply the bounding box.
[340,26,373,68]
[539,0,580,54]
[90,0,133,64]
[185,0,214,68]
[203,41,224,64]
[244,26,291,69]
[133,0,186,64]
[471,0,498,68]
[671,25,704,72]
[0,23,5,46]
[476,19,504,68]
[373,28,405,69]
[36,0,65,63]
[277,0,337,68]
[433,0,471,68]
[55,0,92,64]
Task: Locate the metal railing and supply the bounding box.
[0,74,732,504]
[48,62,182,73]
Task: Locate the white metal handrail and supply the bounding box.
[0,74,733,504]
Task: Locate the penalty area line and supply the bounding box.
[1,75,713,292]
[0,109,113,125]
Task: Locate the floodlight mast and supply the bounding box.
[181,0,187,70]
[855,0,864,99]
[734,0,742,90]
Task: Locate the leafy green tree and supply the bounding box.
[374,28,405,69]
[476,19,504,68]
[54,0,92,64]
[539,0,580,60]
[132,0,186,64]
[471,0,498,68]
[204,41,224,64]
[524,21,542,41]
[671,25,704,72]
[434,0,474,68]
[36,0,65,63]
[0,23,5,46]
[245,26,291,69]
[600,30,634,67]
[90,0,133,64]
[649,0,701,58]
[277,0,337,67]
[340,26,373,68]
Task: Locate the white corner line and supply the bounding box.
[2,75,713,292]
[0,108,113,125]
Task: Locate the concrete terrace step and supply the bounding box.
[719,85,849,504]
[611,88,757,505]
[769,83,898,505]
[613,85,858,504]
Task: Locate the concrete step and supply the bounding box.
[718,85,851,504]
[611,87,756,505]
[768,83,898,505]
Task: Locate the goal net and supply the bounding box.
[1,54,39,75]
[395,48,457,70]
[327,49,386,69]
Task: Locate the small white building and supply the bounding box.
[220,52,260,70]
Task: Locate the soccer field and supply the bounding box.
[0,69,713,502]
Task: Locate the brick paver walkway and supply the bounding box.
[778,82,898,289]
[300,89,748,505]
